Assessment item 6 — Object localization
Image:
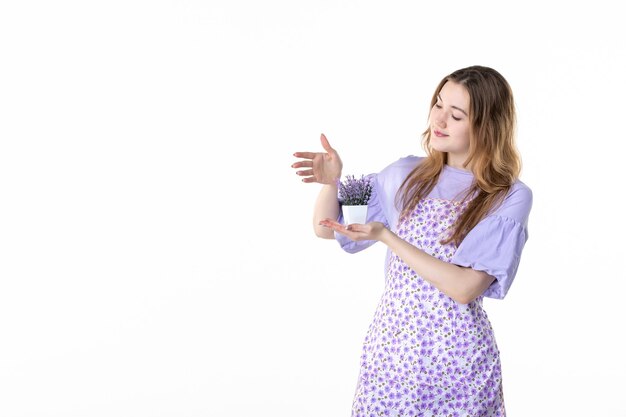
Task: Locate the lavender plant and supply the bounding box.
[338,174,373,206]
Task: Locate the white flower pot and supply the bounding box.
[342,204,368,225]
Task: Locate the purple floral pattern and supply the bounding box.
[351,198,505,417]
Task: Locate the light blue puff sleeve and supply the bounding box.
[335,173,389,254]
[450,184,533,299]
[450,216,527,299]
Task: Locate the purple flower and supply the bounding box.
[337,174,373,205]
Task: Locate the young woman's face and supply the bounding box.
[429,81,471,169]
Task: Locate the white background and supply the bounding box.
[1,1,625,416]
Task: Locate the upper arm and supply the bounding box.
[451,182,533,300]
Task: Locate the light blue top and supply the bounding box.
[335,156,533,300]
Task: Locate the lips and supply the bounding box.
[433,129,448,137]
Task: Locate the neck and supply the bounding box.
[445,154,471,172]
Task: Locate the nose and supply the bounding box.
[432,105,446,128]
[435,114,446,129]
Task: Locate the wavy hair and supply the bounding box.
[397,66,521,246]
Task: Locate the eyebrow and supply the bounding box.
[437,94,468,116]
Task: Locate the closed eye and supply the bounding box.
[435,102,462,121]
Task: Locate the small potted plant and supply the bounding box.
[338,174,373,225]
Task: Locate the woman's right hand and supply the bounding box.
[292,133,343,185]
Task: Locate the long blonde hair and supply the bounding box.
[397,66,521,246]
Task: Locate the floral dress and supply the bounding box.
[335,156,532,417]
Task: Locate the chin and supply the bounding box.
[429,141,449,154]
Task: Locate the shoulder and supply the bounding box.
[370,155,422,210]
[491,180,533,226]
[505,180,533,211]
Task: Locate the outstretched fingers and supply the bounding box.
[319,219,356,236]
[293,151,317,160]
[296,168,315,177]
[320,219,375,240]
[301,176,319,184]
[291,160,312,169]
[319,219,343,229]
[320,133,334,154]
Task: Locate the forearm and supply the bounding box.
[313,184,341,239]
[379,228,494,304]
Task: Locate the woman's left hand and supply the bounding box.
[319,219,388,242]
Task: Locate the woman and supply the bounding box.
[291,65,532,416]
